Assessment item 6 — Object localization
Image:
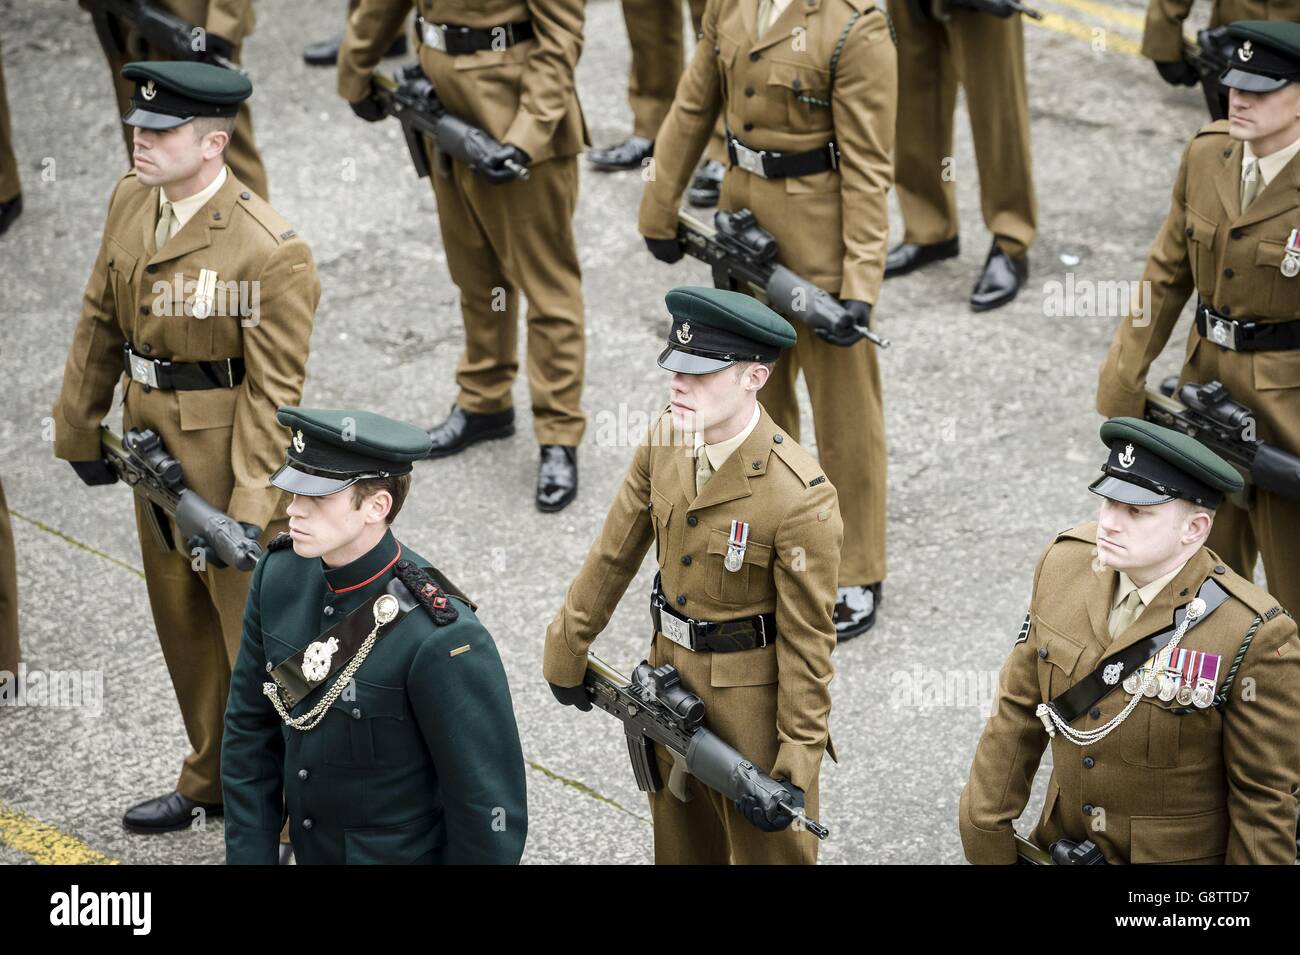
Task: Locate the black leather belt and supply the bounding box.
[650,576,776,653]
[415,15,534,54]
[123,343,245,391]
[1195,302,1300,352]
[726,132,839,179]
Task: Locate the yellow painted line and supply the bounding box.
[0,801,120,865]
[1040,0,1147,32]
[1029,10,1144,57]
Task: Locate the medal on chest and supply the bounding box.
[1282,229,1300,278]
[1193,651,1221,708]
[191,267,218,319]
[725,519,749,573]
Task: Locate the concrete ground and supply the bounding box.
[0,0,1225,864]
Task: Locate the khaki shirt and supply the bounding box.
[52,170,320,529]
[961,523,1300,864]
[639,0,897,304]
[337,0,589,164]
[544,406,843,792]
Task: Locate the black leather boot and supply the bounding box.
[687,159,725,208]
[970,240,1028,312]
[883,236,959,278]
[122,791,223,833]
[426,405,516,459]
[588,136,653,171]
[536,445,578,512]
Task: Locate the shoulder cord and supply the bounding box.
[795,8,866,108]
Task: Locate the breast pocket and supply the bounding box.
[323,677,408,769]
[650,486,674,568]
[766,60,832,135]
[105,239,138,323]
[344,812,446,865]
[1031,616,1085,700]
[1253,239,1300,318]
[704,525,773,605]
[1185,206,1219,299]
[1120,696,1182,769]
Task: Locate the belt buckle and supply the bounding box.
[128,352,160,388]
[421,19,447,51]
[1207,313,1239,351]
[732,141,766,178]
[659,611,693,651]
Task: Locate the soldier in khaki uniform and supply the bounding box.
[545,288,842,864]
[640,0,895,639]
[588,0,726,208]
[0,479,18,687]
[51,62,319,832]
[961,418,1300,864]
[0,40,21,235]
[1097,22,1300,616]
[338,0,589,513]
[883,0,1036,311]
[84,0,269,200]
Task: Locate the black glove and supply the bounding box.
[1155,58,1199,87]
[815,299,870,347]
[644,237,685,264]
[202,32,236,64]
[736,778,804,833]
[187,523,260,571]
[478,143,530,184]
[70,459,117,486]
[349,91,387,123]
[548,682,592,711]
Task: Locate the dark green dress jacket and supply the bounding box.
[222,528,527,864]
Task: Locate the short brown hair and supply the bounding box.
[190,115,236,151]
[349,473,411,525]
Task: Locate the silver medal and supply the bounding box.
[724,548,743,573]
[374,593,399,626]
[1283,253,1300,278]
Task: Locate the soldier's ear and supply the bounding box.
[747,362,771,391]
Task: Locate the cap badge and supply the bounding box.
[301,636,339,682]
[676,322,693,344]
[1239,40,1254,62]
[142,80,157,101]
[1118,444,1135,468]
[293,429,305,453]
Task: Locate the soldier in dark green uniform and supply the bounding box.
[222,407,528,864]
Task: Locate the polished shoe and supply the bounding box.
[0,193,21,236]
[834,583,881,642]
[536,445,578,512]
[686,159,725,208]
[426,405,516,459]
[883,236,959,278]
[303,32,406,66]
[970,240,1028,312]
[122,791,223,834]
[587,135,653,171]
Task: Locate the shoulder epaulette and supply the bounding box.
[393,559,463,626]
[772,441,826,489]
[1195,118,1231,138]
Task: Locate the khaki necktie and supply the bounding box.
[757,0,776,36]
[1241,158,1261,213]
[1108,588,1144,640]
[154,199,176,252]
[695,447,714,495]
